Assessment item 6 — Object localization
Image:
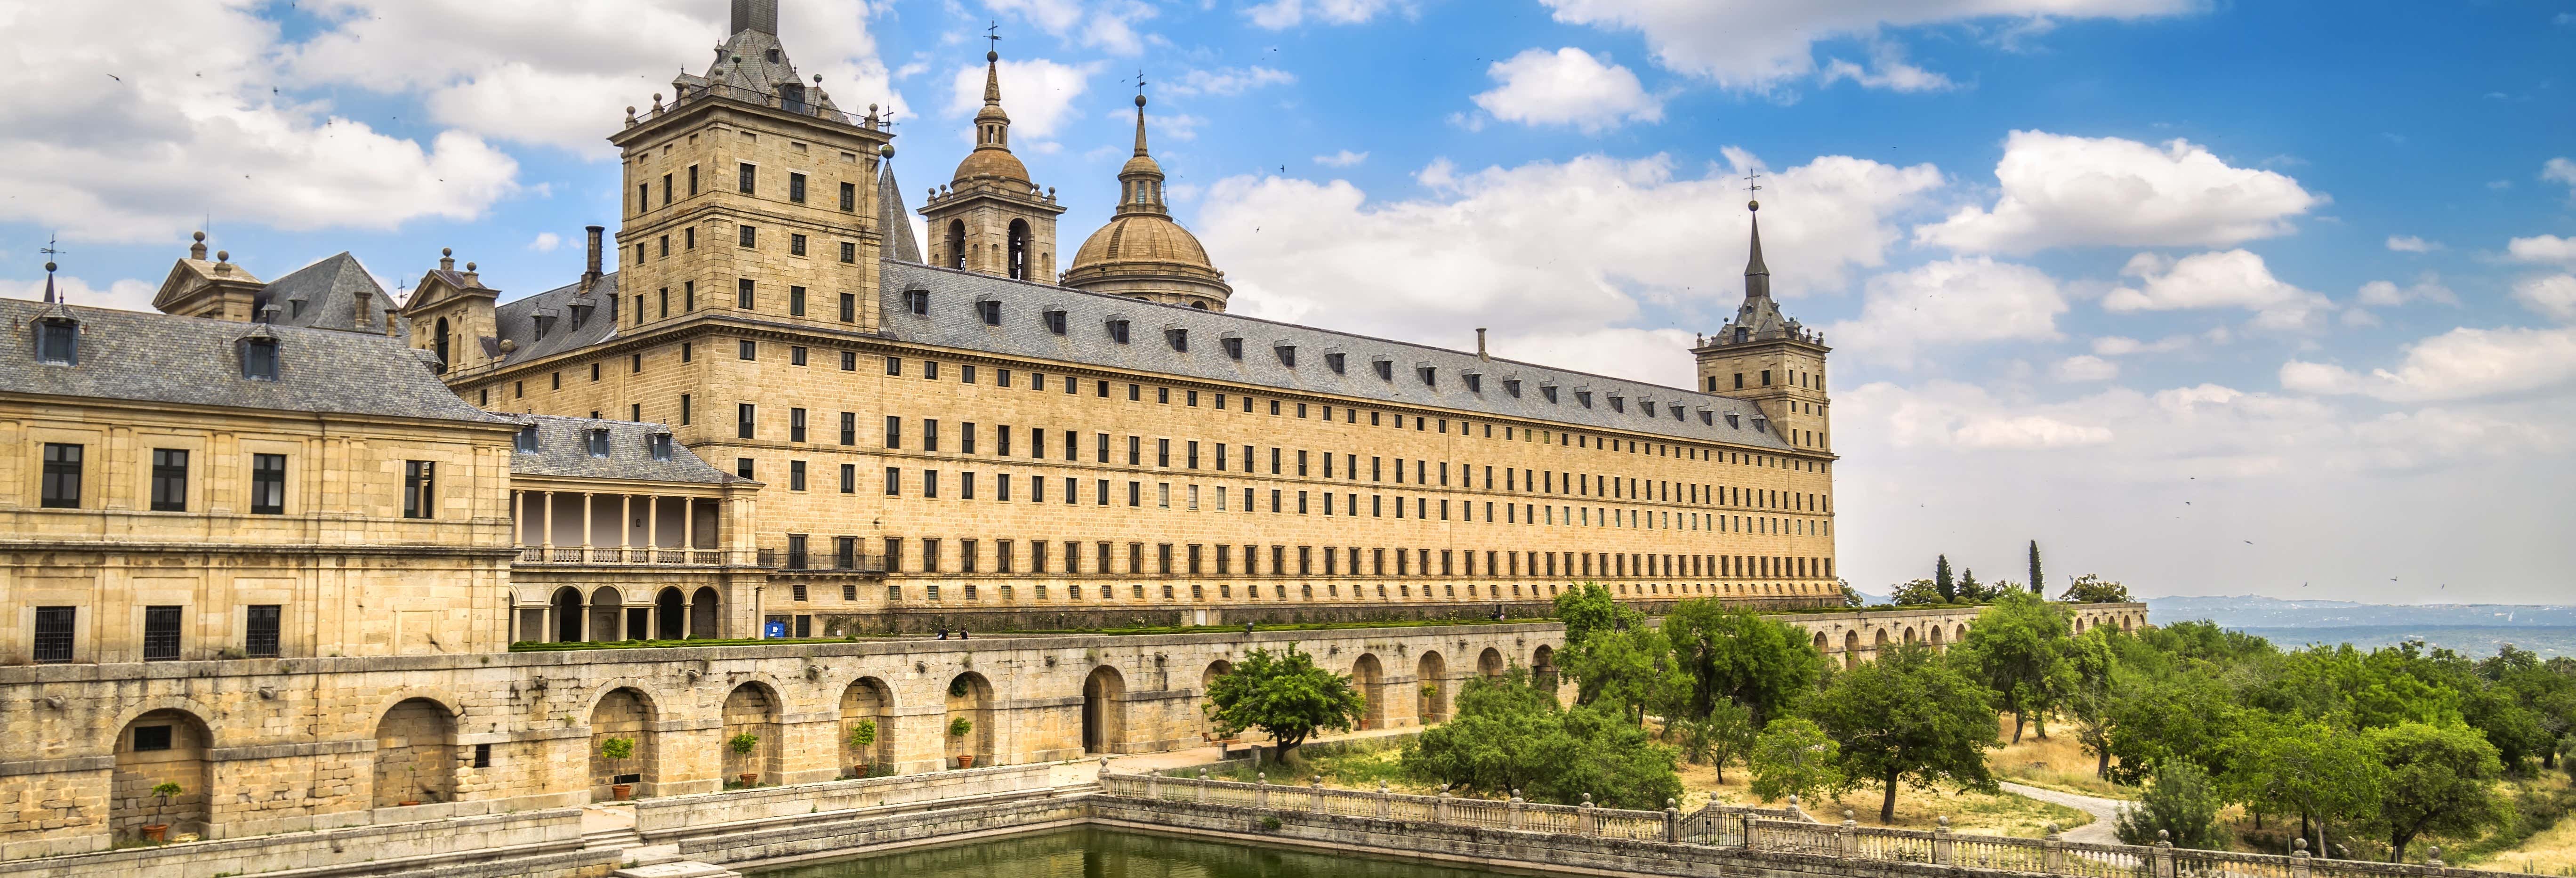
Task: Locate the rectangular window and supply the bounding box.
[923,469,940,498]
[738,225,757,248]
[789,286,807,315]
[839,291,856,321]
[402,460,436,519]
[790,234,808,257]
[738,403,757,439]
[688,164,699,195]
[885,467,901,495]
[788,172,806,203]
[149,449,187,512]
[885,415,902,448]
[40,443,82,508]
[839,180,857,211]
[738,162,756,193]
[840,242,857,265]
[250,453,286,515]
[680,394,692,425]
[924,419,940,451]
[143,605,181,661]
[840,412,857,445]
[244,604,281,658]
[738,279,755,309]
[32,606,74,664]
[789,460,808,491]
[839,463,856,493]
[790,408,808,442]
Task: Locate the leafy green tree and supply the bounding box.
[2220,719,2383,854]
[2028,541,2045,596]
[2064,626,2121,778]
[1889,579,1944,606]
[1403,668,1682,808]
[1957,567,1986,602]
[1803,645,1999,822]
[1203,643,1365,762]
[1566,624,1688,725]
[2060,573,2130,604]
[2114,760,2228,849]
[1663,601,1825,727]
[1748,716,1845,806]
[1957,592,2078,742]
[1668,699,1756,782]
[2104,668,2243,785]
[1935,555,1956,603]
[1837,580,1866,608]
[2367,721,2507,863]
[1553,581,1634,649]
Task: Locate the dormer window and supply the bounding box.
[1165,327,1188,352]
[34,317,76,365]
[648,433,674,462]
[1274,344,1296,367]
[1673,407,1686,421]
[240,337,280,380]
[586,428,611,458]
[1752,416,1768,433]
[1700,411,1715,426]
[1734,327,1748,343]
[515,425,539,452]
[1641,400,1656,416]
[1222,337,1244,360]
[1106,319,1130,344]
[1043,309,1068,335]
[904,290,929,315]
[1465,373,1482,394]
[1608,396,1624,413]
[1575,389,1593,408]
[977,299,1001,326]
[1372,358,1393,381]
[288,299,306,321]
[1324,352,1344,374]
[1416,364,1435,387]
[1540,385,1558,403]
[1725,413,1741,428]
[1503,378,1521,397]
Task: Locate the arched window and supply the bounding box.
[944,221,967,270]
[433,317,451,372]
[1006,220,1030,281]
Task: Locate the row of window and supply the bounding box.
[32,443,435,519]
[28,604,280,664]
[859,578,1815,605]
[779,535,1832,581]
[632,160,862,217]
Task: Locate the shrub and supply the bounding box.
[846,720,877,749]
[949,716,974,738]
[728,733,759,755]
[150,782,183,798]
[599,737,636,761]
[2114,760,2227,850]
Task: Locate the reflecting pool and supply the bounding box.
[748,827,1541,878]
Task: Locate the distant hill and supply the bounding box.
[2144,595,2576,658]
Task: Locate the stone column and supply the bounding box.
[649,496,662,553]
[620,494,632,556]
[541,492,555,550]
[581,493,595,552]
[684,498,697,551]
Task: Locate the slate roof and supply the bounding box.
[876,261,1796,450]
[490,272,621,364]
[670,20,838,117]
[879,164,921,263]
[506,415,737,485]
[265,252,397,335]
[0,299,503,424]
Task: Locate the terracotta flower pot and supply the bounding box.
[140,825,168,843]
[398,799,420,807]
[955,754,976,769]
[737,773,759,787]
[852,764,869,779]
[611,783,634,800]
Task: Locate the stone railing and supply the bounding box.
[515,546,748,566]
[1099,768,2491,878]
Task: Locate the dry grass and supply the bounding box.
[2458,773,2576,874]
[1988,716,2135,800]
[1680,757,2093,838]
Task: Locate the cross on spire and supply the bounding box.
[39,233,64,263]
[986,21,1003,54]
[1742,171,1763,196]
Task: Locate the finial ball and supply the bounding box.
[1135,94,1147,108]
[216,250,229,262]
[879,143,895,158]
[466,262,476,272]
[987,50,999,63]
[193,231,206,242]
[1747,199,1760,212]
[442,247,453,257]
[44,262,56,273]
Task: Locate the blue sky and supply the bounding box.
[5,0,2573,603]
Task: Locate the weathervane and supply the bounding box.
[1743,171,1764,211]
[986,21,1002,54]
[39,233,63,304]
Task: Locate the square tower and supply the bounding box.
[1692,202,1834,453]
[919,50,1067,282]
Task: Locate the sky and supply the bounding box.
[4,0,2573,604]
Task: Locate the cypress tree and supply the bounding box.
[2029,541,2045,596]
[1934,555,1955,602]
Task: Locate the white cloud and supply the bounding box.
[528,232,563,252]
[1817,41,1955,93]
[946,58,1095,141]
[1470,48,1664,134]
[1825,257,2067,365]
[2546,157,2576,192]
[2513,274,2576,324]
[981,0,1157,56]
[1195,150,1940,386]
[2102,250,2332,330]
[2053,355,2119,382]
[1314,150,1369,167]
[0,0,521,244]
[2281,326,2576,402]
[1916,131,2322,255]
[1245,0,1408,29]
[2091,335,2190,356]
[0,274,157,312]
[2507,235,2576,266]
[2353,274,2455,308]
[285,0,913,154]
[1534,0,2191,92]
[2385,234,2438,253]
[1166,66,1296,97]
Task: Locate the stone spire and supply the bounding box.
[1063,78,1232,311]
[948,47,1031,184]
[1115,89,1168,217]
[1744,199,1771,301]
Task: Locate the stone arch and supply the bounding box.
[1006,219,1031,280]
[1416,651,1449,724]
[689,587,720,638]
[589,686,658,800]
[1842,630,1860,670]
[372,698,455,807]
[840,677,894,777]
[552,586,584,642]
[944,220,967,270]
[113,709,211,841]
[1929,625,1946,651]
[1955,623,1968,644]
[1903,626,1919,644]
[1083,665,1127,755]
[721,682,781,787]
[1812,631,1829,653]
[589,586,627,642]
[1530,644,1557,691]
[1476,647,1505,678]
[1350,653,1386,730]
[945,671,996,768]
[2122,615,2136,633]
[2072,617,2085,633]
[654,587,685,640]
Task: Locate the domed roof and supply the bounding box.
[1071,215,1216,273]
[954,147,1030,184]
[1120,153,1163,177]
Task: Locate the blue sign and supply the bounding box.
[764,620,787,639]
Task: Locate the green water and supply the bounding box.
[747,827,1534,878]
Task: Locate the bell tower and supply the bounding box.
[1692,192,1833,453]
[608,0,895,334]
[920,44,1065,281]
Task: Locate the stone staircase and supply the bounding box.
[584,803,735,878]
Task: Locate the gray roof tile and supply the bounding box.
[492,273,621,365]
[506,415,737,484]
[264,252,395,335]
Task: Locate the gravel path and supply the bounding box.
[2000,781,2128,844]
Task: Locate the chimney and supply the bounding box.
[581,225,605,294]
[730,0,778,35]
[1475,328,1489,362]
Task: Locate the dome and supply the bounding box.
[952,147,1030,184]
[1120,153,1163,177]
[1064,215,1232,310]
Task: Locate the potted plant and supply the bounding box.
[599,737,636,800]
[728,732,760,787]
[140,782,182,842]
[845,719,877,778]
[948,717,975,769]
[396,759,422,806]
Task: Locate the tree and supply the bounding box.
[1204,643,1366,762]
[2063,626,2121,778]
[1748,716,1845,806]
[1553,581,1634,649]
[1803,645,1999,822]
[2220,719,2383,855]
[2028,541,2045,596]
[1889,579,1944,606]
[1404,668,1682,808]
[1662,601,1825,727]
[2367,721,2507,863]
[2061,574,2131,604]
[1669,699,1756,783]
[1957,567,1985,602]
[1837,580,1865,608]
[1565,624,1687,725]
[2113,760,2227,850]
[1957,592,2077,742]
[1935,555,1956,603]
